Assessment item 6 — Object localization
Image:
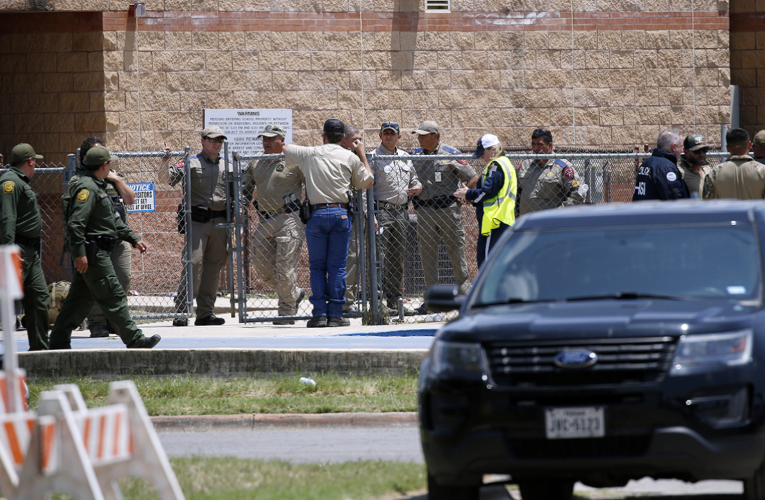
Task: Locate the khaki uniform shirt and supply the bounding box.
[166,152,228,211]
[67,172,140,259]
[703,156,765,200]
[517,158,585,216]
[371,145,420,204]
[0,167,42,244]
[677,156,712,197]
[413,143,475,200]
[283,143,373,204]
[242,155,303,212]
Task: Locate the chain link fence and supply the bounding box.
[10,147,735,328]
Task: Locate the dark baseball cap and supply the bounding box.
[683,134,708,151]
[84,146,118,166]
[11,143,43,164]
[258,124,286,138]
[323,118,345,135]
[380,121,400,134]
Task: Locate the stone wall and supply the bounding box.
[730,2,765,138]
[0,12,105,165]
[0,1,733,156]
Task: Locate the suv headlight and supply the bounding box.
[670,330,753,375]
[430,340,486,376]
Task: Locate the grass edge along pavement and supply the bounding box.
[46,457,427,500]
[27,372,420,418]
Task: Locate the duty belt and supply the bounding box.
[14,235,40,253]
[375,201,407,211]
[311,203,349,210]
[191,206,227,223]
[259,202,300,220]
[413,195,456,210]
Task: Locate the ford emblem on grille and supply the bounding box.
[553,350,598,368]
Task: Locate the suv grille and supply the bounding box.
[486,337,677,388]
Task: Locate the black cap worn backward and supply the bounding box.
[323,118,345,135]
[11,143,43,164]
[84,146,118,166]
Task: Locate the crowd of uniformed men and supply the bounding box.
[8,119,759,347]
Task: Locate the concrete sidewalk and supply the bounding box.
[14,307,442,377]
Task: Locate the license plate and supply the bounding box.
[545,407,605,439]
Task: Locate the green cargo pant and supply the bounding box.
[49,247,144,349]
[86,240,131,330]
[378,207,409,306]
[253,212,305,316]
[20,244,49,351]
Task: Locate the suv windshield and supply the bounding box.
[472,223,762,306]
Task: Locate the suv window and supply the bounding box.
[473,224,761,306]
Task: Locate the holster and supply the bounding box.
[299,200,312,225]
[176,204,186,234]
[84,240,98,264]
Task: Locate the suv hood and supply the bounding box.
[439,299,758,343]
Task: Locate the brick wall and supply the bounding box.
[730,3,765,138]
[0,1,733,153]
[0,12,106,164]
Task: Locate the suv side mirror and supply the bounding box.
[425,285,464,313]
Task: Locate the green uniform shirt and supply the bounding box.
[0,167,42,245]
[70,168,128,223]
[677,156,712,197]
[67,171,140,258]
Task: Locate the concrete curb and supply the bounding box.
[20,349,429,377]
[150,412,419,431]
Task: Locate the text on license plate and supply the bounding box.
[545,407,605,439]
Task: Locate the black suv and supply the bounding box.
[420,201,765,500]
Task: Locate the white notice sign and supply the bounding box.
[204,109,293,159]
[125,182,155,213]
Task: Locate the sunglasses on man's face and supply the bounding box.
[206,137,225,144]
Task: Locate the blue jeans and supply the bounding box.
[305,207,352,317]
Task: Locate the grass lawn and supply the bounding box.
[48,457,426,500]
[29,372,419,416]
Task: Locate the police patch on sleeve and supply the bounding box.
[666,172,677,182]
[2,181,13,194]
[77,189,90,202]
[572,180,579,187]
[562,166,575,179]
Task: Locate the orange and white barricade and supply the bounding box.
[15,382,185,500]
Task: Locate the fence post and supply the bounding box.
[365,183,382,325]
[223,141,236,319]
[232,152,245,323]
[182,146,194,320]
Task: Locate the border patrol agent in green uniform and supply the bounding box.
[50,146,160,350]
[72,137,136,338]
[411,121,478,305]
[0,143,50,351]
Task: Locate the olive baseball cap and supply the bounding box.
[11,143,43,164]
[412,121,440,136]
[323,118,345,135]
[84,146,118,166]
[200,125,227,139]
[754,130,765,148]
[683,134,708,152]
[257,124,286,138]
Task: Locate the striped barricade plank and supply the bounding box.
[0,413,35,468]
[0,371,29,414]
[77,404,132,467]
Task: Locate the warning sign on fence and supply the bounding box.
[125,182,155,213]
[204,109,293,158]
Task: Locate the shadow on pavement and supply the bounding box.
[393,490,742,500]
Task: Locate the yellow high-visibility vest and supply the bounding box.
[480,155,517,236]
